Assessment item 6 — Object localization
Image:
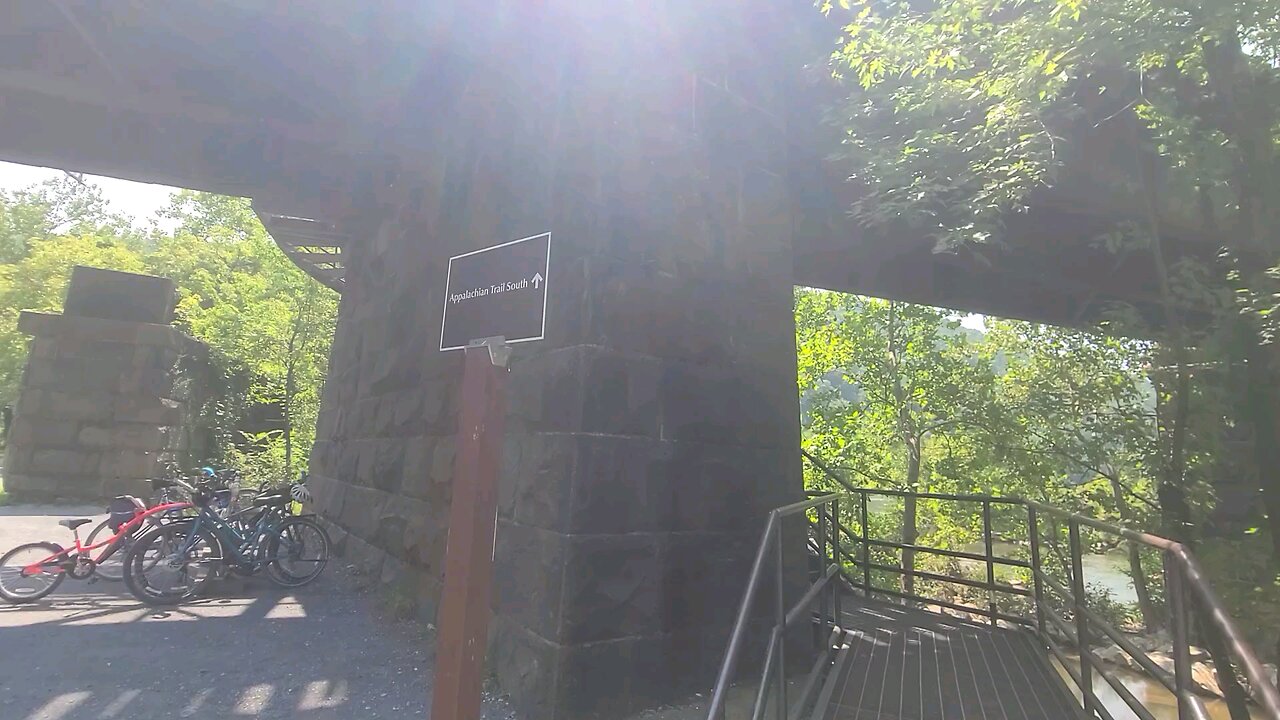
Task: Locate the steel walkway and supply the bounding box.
[254,201,347,293]
[826,600,1080,720]
[706,465,1280,720]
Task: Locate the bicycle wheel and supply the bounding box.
[0,542,67,603]
[267,517,329,587]
[123,521,221,605]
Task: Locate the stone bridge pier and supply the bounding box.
[3,267,209,502]
[305,10,806,718]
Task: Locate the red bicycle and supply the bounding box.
[0,498,192,603]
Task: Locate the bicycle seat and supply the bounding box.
[253,492,289,507]
[58,518,93,530]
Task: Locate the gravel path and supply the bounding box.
[0,504,519,720]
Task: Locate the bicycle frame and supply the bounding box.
[183,502,291,569]
[20,501,192,577]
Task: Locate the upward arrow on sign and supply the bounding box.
[531,272,543,289]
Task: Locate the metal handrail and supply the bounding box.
[800,450,1280,720]
[706,493,842,720]
[1029,499,1280,718]
[1179,547,1280,714]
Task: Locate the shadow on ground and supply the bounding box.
[0,504,518,720]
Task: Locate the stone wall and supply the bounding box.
[3,267,209,501]
[305,5,806,718]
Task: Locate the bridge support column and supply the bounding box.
[2,267,208,502]
[305,7,804,719]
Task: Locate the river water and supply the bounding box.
[1053,658,1234,720]
[1054,551,1235,719]
[960,543,1236,719]
[1079,549,1141,604]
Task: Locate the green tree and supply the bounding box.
[159,189,261,242]
[825,0,1280,253]
[0,181,337,483]
[824,1,1280,697]
[984,321,1163,627]
[146,191,338,481]
[798,288,998,594]
[799,293,1190,631]
[0,234,145,403]
[0,176,136,262]
[824,0,1280,544]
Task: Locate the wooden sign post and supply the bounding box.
[433,232,549,719]
[431,340,509,720]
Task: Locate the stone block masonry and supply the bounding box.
[3,268,209,502]
[304,3,810,718]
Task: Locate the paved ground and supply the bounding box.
[0,504,518,720]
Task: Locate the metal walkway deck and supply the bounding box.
[707,481,1280,720]
[826,601,1081,720]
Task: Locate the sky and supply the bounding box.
[0,160,177,226]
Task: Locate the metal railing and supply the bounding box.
[706,493,843,720]
[798,449,1280,720]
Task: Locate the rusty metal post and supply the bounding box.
[1168,553,1193,720]
[775,525,787,720]
[860,491,871,596]
[431,341,509,720]
[1069,520,1097,717]
[1027,505,1046,636]
[983,500,997,626]
[818,503,829,638]
[831,497,841,624]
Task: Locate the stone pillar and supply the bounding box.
[305,4,805,718]
[3,267,203,502]
[484,66,805,720]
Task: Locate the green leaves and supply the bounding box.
[797,289,999,492]
[0,185,338,478]
[824,0,1280,269]
[798,289,1161,541]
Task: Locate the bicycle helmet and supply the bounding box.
[290,483,313,504]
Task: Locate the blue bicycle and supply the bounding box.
[122,477,329,605]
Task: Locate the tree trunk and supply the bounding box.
[1150,46,1271,714]
[1126,542,1154,628]
[1190,21,1280,562]
[1153,361,1194,543]
[901,439,921,597]
[885,300,923,598]
[1244,340,1280,559]
[1158,365,1252,720]
[282,305,304,481]
[1109,476,1157,631]
[283,360,296,480]
[1135,118,1194,544]
[1196,33,1279,720]
[1199,31,1279,256]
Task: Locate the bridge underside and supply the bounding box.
[0,2,1211,327]
[0,3,1213,719]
